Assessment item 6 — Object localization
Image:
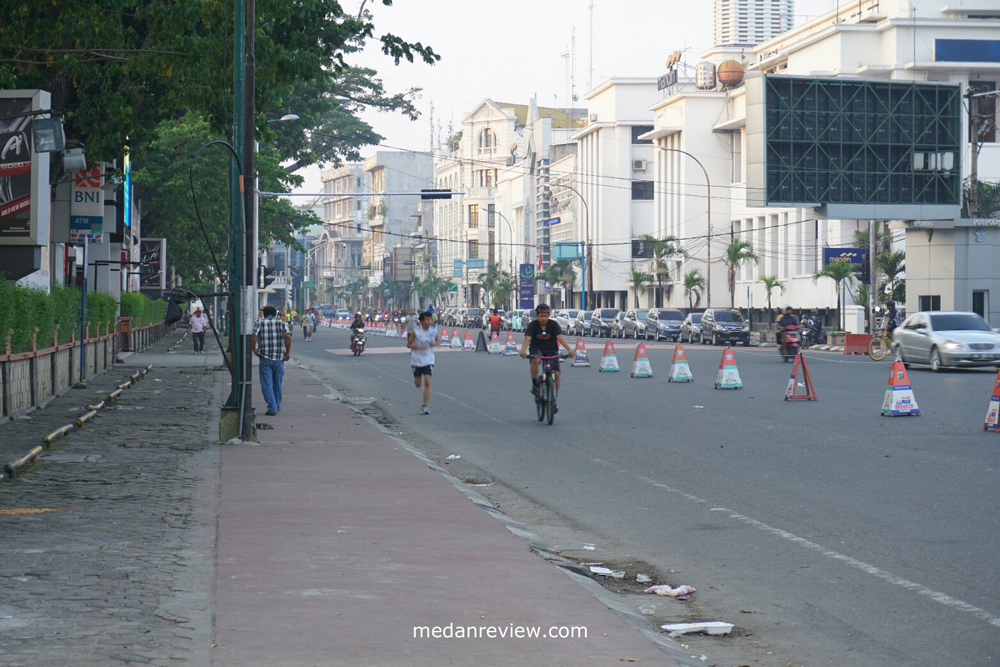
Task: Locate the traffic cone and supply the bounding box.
[784,353,817,401]
[463,329,476,351]
[599,340,620,372]
[572,338,591,367]
[504,331,518,356]
[440,327,449,343]
[667,344,694,383]
[985,369,1000,432]
[487,331,502,354]
[631,342,654,378]
[714,347,743,389]
[450,329,462,349]
[880,360,920,416]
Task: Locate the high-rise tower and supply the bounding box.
[713,0,794,48]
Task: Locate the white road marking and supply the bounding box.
[592,458,1000,628]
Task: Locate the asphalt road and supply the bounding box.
[295,325,1000,667]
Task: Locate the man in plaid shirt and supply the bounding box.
[252,305,292,416]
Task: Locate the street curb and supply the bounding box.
[295,363,711,667]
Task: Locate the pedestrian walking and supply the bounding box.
[405,308,417,335]
[406,310,441,415]
[252,305,292,416]
[188,307,209,354]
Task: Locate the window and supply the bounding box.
[919,295,941,311]
[732,132,743,182]
[469,240,479,259]
[631,125,654,144]
[478,128,498,154]
[631,180,654,200]
[487,204,495,228]
[469,204,479,228]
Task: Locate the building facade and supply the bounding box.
[713,0,794,48]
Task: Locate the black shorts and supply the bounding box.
[529,349,560,373]
[412,365,433,378]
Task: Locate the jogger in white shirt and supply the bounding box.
[406,311,441,415]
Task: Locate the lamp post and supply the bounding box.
[548,183,591,309]
[492,208,516,277]
[655,145,712,308]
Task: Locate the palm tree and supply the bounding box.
[723,238,759,308]
[478,263,511,308]
[538,260,576,307]
[683,269,705,309]
[629,269,653,308]
[874,250,905,305]
[813,261,856,331]
[757,275,785,323]
[853,223,892,255]
[640,234,686,307]
[494,276,516,310]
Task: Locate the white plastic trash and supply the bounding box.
[661,622,733,636]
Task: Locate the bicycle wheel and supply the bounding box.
[545,376,556,425]
[536,376,546,421]
[868,335,889,361]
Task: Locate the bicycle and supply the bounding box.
[529,354,569,425]
[868,328,893,361]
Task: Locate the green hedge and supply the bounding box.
[0,282,118,354]
[120,291,167,328]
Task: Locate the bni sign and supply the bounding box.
[70,163,105,244]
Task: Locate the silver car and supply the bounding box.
[892,311,1000,371]
[554,309,579,332]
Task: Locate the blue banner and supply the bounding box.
[518,263,535,309]
[823,247,865,266]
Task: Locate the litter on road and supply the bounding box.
[446,454,461,460]
[636,573,652,583]
[590,566,625,578]
[661,621,733,637]
[645,584,696,599]
[582,544,596,551]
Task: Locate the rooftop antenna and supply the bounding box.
[588,1,595,91]
[571,27,578,105]
[428,99,435,152]
[561,47,571,108]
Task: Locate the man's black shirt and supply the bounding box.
[525,319,562,354]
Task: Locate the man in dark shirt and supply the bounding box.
[776,305,799,348]
[519,304,574,397]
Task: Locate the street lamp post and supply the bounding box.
[654,145,712,308]
[492,208,516,277]
[548,183,591,309]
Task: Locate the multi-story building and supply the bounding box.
[644,0,1000,326]
[439,98,582,307]
[317,164,368,307]
[713,0,794,48]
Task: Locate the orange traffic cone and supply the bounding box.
[983,369,1000,432]
[784,353,817,401]
[504,331,518,356]
[463,329,475,351]
[714,347,743,389]
[572,338,591,367]
[599,340,620,372]
[488,331,502,354]
[668,345,693,382]
[631,342,653,378]
[881,360,919,416]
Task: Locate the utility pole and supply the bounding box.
[967,86,982,218]
[241,0,257,439]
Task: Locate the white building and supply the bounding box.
[714,0,795,48]
[317,164,368,306]
[644,0,1000,326]
[435,99,582,307]
[571,78,659,310]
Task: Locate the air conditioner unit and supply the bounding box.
[589,113,598,122]
[633,160,647,171]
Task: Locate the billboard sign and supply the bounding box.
[0,90,51,245]
[552,242,582,260]
[139,238,166,289]
[518,263,535,308]
[823,247,865,266]
[632,239,654,259]
[70,163,105,243]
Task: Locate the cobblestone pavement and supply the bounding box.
[0,331,222,666]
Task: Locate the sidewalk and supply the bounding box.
[214,363,696,666]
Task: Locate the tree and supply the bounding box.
[875,251,905,305]
[853,223,892,255]
[963,178,1000,218]
[683,269,705,309]
[640,234,686,307]
[723,238,759,308]
[538,260,576,307]
[494,276,516,310]
[134,114,308,283]
[0,0,439,170]
[813,261,856,331]
[629,270,653,308]
[478,264,511,308]
[757,275,785,323]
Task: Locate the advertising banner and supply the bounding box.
[822,247,865,266]
[0,97,35,238]
[518,263,535,309]
[70,163,105,243]
[139,238,166,290]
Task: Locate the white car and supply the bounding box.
[554,309,579,332]
[892,311,1000,371]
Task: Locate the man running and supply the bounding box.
[519,304,574,398]
[406,311,441,415]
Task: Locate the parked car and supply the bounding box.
[589,308,620,337]
[554,309,579,332]
[621,309,650,339]
[893,311,1000,371]
[464,308,483,328]
[611,312,629,338]
[680,313,703,343]
[452,309,467,328]
[514,309,537,331]
[571,310,594,336]
[700,309,750,346]
[645,308,685,341]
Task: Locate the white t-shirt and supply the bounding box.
[190,314,209,333]
[410,325,437,367]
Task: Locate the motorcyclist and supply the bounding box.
[776,305,799,350]
[350,313,366,349]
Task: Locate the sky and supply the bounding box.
[292,0,837,195]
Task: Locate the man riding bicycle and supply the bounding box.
[519,304,574,398]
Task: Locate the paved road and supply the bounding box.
[296,325,1000,667]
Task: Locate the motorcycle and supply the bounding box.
[778,325,801,362]
[351,329,366,356]
[800,324,823,349]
